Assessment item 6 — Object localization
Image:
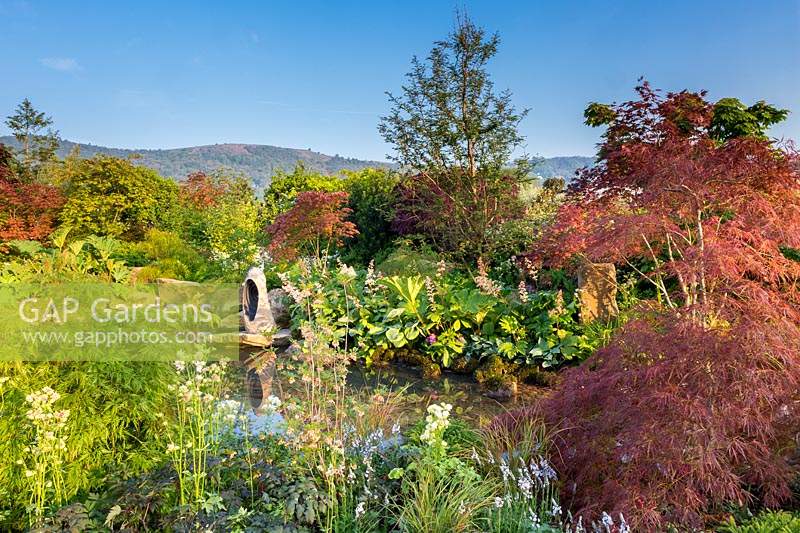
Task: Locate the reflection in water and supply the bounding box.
[238,353,548,429]
[345,365,546,425]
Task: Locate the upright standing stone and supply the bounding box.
[577,262,619,323]
[241,267,276,334]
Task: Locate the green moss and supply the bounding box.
[394,348,427,367]
[421,361,442,380]
[449,356,480,375]
[367,346,396,368]
[517,366,558,387]
[474,355,517,388]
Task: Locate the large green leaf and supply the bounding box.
[385,327,407,347]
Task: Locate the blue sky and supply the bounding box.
[1,0,797,160]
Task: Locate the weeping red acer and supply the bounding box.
[510,84,800,528]
[266,191,358,262]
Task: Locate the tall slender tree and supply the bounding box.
[4,98,59,179]
[379,12,529,259]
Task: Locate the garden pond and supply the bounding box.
[239,350,549,431]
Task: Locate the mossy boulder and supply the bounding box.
[517,366,558,387]
[421,360,442,380]
[450,355,480,375]
[475,355,519,400]
[474,355,517,387]
[367,346,396,367]
[394,348,427,367]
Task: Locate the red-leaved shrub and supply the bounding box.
[266,190,358,262]
[503,84,800,529]
[392,172,523,259]
[0,144,64,242]
[180,171,229,207]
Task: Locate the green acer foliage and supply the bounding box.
[710,98,789,142]
[263,164,344,223]
[719,511,800,533]
[57,155,178,240]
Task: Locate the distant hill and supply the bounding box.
[0,136,593,190]
[531,156,594,181]
[0,136,389,191]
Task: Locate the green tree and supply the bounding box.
[378,13,529,259]
[709,98,789,142]
[342,168,399,264]
[201,195,263,278]
[58,155,178,239]
[173,169,266,278]
[378,13,528,179]
[4,99,59,180]
[584,94,789,144]
[262,163,343,222]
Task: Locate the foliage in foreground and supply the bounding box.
[0,361,177,527]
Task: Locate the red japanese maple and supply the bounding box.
[180,171,232,208]
[509,84,800,529]
[266,190,358,262]
[0,144,64,243]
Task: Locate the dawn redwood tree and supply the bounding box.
[511,83,800,528]
[379,12,528,259]
[266,191,358,263]
[4,98,59,180]
[0,144,64,243]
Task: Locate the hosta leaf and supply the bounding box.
[385,327,406,347]
[386,307,405,319]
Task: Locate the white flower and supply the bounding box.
[550,498,562,517]
[339,263,357,280]
[266,395,282,411]
[355,501,366,519]
[518,280,529,303]
[494,496,504,508]
[618,513,630,533]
